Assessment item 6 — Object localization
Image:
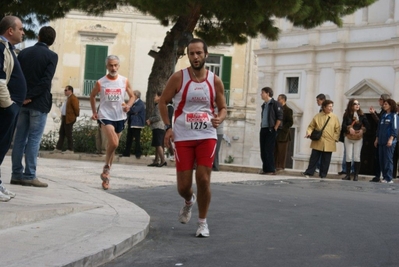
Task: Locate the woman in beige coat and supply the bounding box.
[302,100,341,178]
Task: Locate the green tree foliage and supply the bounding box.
[1,0,376,114]
[0,0,120,37]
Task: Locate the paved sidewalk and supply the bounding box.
[0,155,153,267]
[0,152,381,266]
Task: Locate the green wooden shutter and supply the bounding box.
[221,56,232,90]
[84,45,108,80]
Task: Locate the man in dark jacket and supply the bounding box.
[274,94,293,171]
[10,26,58,188]
[259,87,283,175]
[121,90,145,158]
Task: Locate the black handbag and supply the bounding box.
[310,117,330,141]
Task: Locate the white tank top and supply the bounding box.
[97,74,128,121]
[173,68,217,141]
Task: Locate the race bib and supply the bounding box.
[185,112,211,130]
[105,88,122,102]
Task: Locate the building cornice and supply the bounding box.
[254,38,399,56]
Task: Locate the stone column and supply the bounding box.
[393,65,399,101]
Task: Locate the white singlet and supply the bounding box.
[97,74,128,121]
[173,68,217,142]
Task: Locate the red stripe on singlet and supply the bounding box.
[174,80,192,123]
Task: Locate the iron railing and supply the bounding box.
[83,79,97,96]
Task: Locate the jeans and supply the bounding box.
[11,108,47,180]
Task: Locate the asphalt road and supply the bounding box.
[105,179,399,267]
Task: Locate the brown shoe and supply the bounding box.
[20,178,48,187]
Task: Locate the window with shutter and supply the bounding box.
[83,45,108,96]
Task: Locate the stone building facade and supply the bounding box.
[252,0,399,173]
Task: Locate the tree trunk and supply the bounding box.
[145,9,200,119]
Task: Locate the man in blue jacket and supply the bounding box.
[10,26,58,188]
[259,87,283,175]
[121,90,146,159]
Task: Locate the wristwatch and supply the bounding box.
[164,124,172,131]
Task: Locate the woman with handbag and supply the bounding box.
[302,100,341,178]
[341,99,370,181]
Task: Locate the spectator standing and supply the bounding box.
[0,16,26,202]
[374,99,397,183]
[316,94,326,112]
[369,94,391,182]
[146,91,166,167]
[259,87,283,175]
[341,99,370,181]
[90,55,135,190]
[121,90,145,159]
[95,105,107,155]
[159,38,227,237]
[10,26,58,188]
[274,94,293,171]
[302,100,340,178]
[166,101,175,161]
[212,105,224,171]
[53,85,80,153]
[315,93,326,173]
[394,102,399,179]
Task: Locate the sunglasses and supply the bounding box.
[353,102,360,105]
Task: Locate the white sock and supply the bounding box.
[185,195,194,205]
[198,218,207,224]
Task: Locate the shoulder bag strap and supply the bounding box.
[320,116,331,132]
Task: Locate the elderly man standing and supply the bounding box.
[0,16,27,202]
[53,85,80,154]
[274,94,293,171]
[11,26,58,188]
[120,90,146,159]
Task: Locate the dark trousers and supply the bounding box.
[260,128,277,173]
[212,134,223,171]
[378,143,396,182]
[274,141,289,169]
[374,145,381,178]
[123,127,142,157]
[0,103,20,166]
[393,142,398,178]
[56,116,75,151]
[305,149,332,178]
